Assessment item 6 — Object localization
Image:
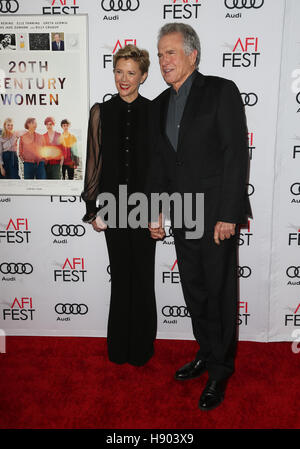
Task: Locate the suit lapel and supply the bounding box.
[177,72,206,155]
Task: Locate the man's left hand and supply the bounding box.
[214,221,236,245]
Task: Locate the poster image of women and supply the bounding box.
[59,119,79,180]
[0,116,80,181]
[0,118,20,179]
[42,117,63,180]
[19,118,46,180]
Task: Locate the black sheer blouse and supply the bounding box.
[82,94,151,223]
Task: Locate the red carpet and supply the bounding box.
[0,337,299,429]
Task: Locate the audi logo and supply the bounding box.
[0,262,33,275]
[241,93,258,107]
[55,303,88,315]
[247,183,255,196]
[162,306,190,318]
[290,183,300,196]
[164,225,174,239]
[101,0,140,12]
[238,266,252,278]
[286,266,300,278]
[0,0,19,13]
[224,0,264,9]
[51,224,86,237]
[296,92,300,105]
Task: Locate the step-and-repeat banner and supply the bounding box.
[0,0,298,342]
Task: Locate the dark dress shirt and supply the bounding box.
[166,70,196,151]
[82,94,151,221]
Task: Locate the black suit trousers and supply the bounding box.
[104,227,157,366]
[173,227,238,381]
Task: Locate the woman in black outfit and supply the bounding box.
[82,45,161,366]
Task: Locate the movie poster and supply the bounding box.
[0,14,89,195]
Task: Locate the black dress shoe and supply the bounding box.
[198,379,227,411]
[175,358,207,381]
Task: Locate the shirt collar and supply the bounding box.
[171,70,197,98]
[116,93,141,108]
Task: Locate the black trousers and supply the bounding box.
[104,227,157,366]
[62,165,74,180]
[173,228,238,381]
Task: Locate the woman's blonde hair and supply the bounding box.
[2,118,13,138]
[113,44,150,75]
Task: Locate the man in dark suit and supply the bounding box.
[148,23,251,411]
[52,33,64,51]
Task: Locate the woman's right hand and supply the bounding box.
[148,212,166,240]
[91,215,107,232]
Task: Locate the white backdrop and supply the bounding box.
[0,0,298,342]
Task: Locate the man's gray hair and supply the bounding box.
[158,22,201,68]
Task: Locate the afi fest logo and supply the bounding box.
[53,257,87,282]
[163,0,203,20]
[42,0,79,15]
[50,195,83,203]
[238,301,250,326]
[222,37,260,68]
[162,259,181,284]
[0,218,31,244]
[238,220,253,246]
[101,0,140,21]
[285,303,300,327]
[293,141,300,160]
[248,132,255,160]
[2,297,35,321]
[0,0,19,14]
[103,38,137,68]
[288,228,300,246]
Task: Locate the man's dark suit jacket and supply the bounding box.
[148,71,251,230]
[52,40,64,51]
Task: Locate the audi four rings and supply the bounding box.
[241,93,258,106]
[51,224,86,237]
[247,184,255,196]
[0,262,33,275]
[286,267,300,278]
[0,0,19,13]
[224,0,264,9]
[55,304,88,315]
[101,0,140,12]
[290,183,300,195]
[238,266,252,278]
[162,306,190,318]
